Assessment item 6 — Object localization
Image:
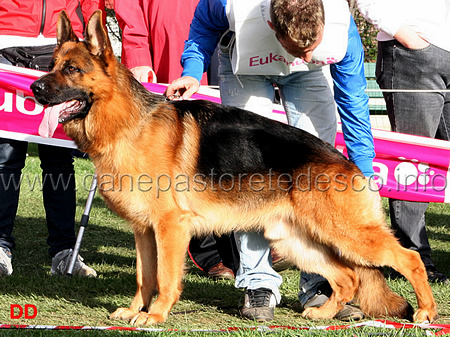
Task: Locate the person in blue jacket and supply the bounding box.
[166,0,374,322]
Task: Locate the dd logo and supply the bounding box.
[10,304,37,319]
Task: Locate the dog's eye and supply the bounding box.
[67,66,79,74]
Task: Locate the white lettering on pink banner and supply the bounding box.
[0,66,71,143]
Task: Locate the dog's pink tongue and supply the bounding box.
[38,103,66,138]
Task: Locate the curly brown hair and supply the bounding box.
[270,0,325,48]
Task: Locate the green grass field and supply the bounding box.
[0,144,449,336]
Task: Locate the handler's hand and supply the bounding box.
[130,66,157,83]
[165,76,200,100]
[394,25,430,50]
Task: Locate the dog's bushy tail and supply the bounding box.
[355,266,414,320]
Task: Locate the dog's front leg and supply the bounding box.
[111,226,158,321]
[131,210,191,325]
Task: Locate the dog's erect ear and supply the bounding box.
[57,10,79,45]
[85,10,112,56]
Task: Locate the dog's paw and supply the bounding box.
[130,312,166,325]
[413,308,439,323]
[302,307,334,320]
[302,307,320,319]
[110,307,139,321]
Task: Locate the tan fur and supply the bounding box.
[31,10,439,325]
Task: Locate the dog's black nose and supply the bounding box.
[31,80,45,95]
[30,80,50,105]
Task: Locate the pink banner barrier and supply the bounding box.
[1,65,449,203]
[336,130,450,203]
[0,64,74,148]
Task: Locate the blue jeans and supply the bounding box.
[376,40,450,267]
[0,57,77,257]
[218,45,336,304]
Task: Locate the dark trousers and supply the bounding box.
[189,234,240,274]
[376,40,450,266]
[0,139,76,257]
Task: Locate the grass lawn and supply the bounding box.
[0,144,449,336]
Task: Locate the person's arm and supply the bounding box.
[115,0,155,82]
[356,0,429,49]
[166,0,228,99]
[80,0,106,27]
[330,18,375,176]
[356,0,402,37]
[392,25,429,49]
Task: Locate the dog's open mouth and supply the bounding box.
[57,100,86,122]
[39,99,87,138]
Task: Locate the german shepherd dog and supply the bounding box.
[31,10,438,325]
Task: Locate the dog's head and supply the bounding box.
[31,10,115,137]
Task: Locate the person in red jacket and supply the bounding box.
[0,1,102,41]
[115,0,239,280]
[0,0,104,278]
[115,0,208,84]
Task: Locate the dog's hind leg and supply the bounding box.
[323,195,437,322]
[391,249,438,323]
[346,182,437,322]
[111,226,158,321]
[289,176,437,322]
[352,229,438,323]
[305,220,437,322]
[271,238,359,320]
[316,206,437,322]
[131,210,192,325]
[303,259,359,320]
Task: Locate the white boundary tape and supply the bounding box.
[1,320,450,335]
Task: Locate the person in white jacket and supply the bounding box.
[357,0,449,284]
[167,0,375,321]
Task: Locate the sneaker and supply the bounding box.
[334,303,364,321]
[302,283,364,321]
[426,266,449,285]
[240,288,276,322]
[271,249,292,272]
[51,248,97,277]
[207,262,235,280]
[0,247,13,277]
